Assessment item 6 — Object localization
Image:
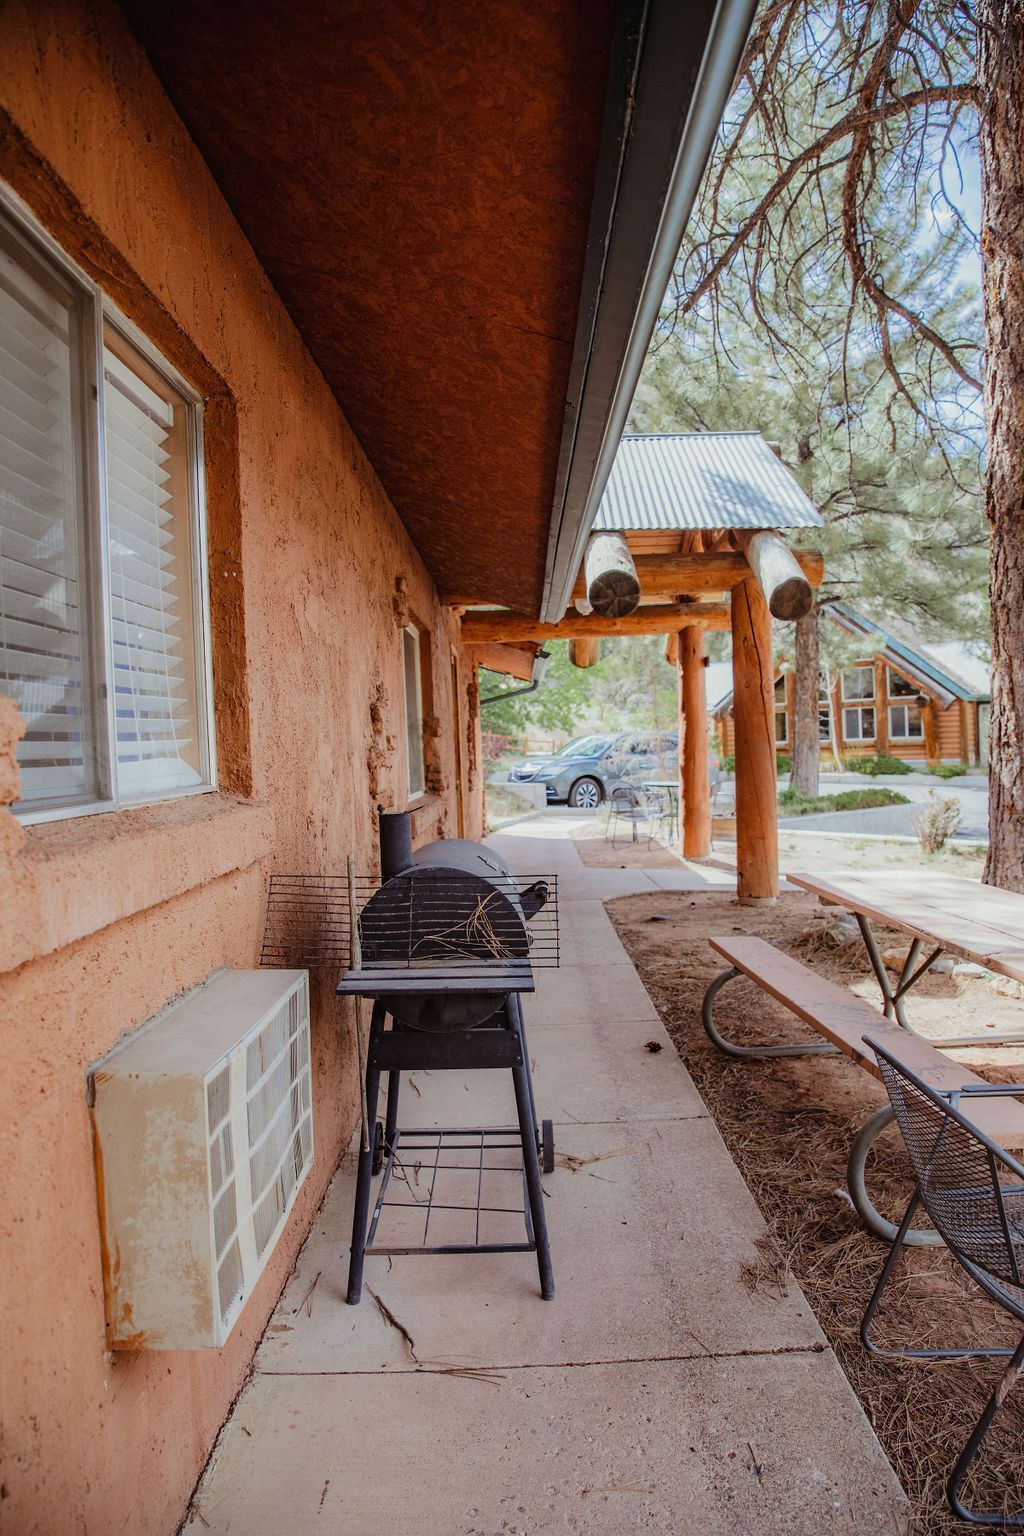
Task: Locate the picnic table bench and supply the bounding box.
[704,932,1024,1245]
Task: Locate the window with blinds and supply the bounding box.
[0,227,97,807]
[0,204,213,820]
[403,625,426,800]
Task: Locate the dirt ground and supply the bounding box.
[606,887,1024,1534]
[571,814,986,881]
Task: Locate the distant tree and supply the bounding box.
[636,0,987,802]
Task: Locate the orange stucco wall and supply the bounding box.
[0,5,482,1533]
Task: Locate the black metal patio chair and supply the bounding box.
[605,785,647,846]
[863,1034,1024,1526]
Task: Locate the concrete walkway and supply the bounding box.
[183,816,908,1535]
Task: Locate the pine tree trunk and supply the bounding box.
[981,0,1024,890]
[790,606,820,798]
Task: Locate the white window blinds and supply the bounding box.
[0,202,213,821]
[0,235,94,806]
[102,335,203,799]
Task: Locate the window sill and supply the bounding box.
[0,792,273,975]
[408,793,446,845]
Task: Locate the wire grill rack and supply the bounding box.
[260,870,559,983]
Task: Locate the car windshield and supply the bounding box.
[555,734,612,759]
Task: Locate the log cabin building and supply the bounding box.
[712,602,991,768]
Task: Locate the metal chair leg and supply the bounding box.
[847,1105,943,1247]
[701,967,841,1060]
[509,1010,555,1300]
[862,1191,1024,1524]
[947,1334,1024,1525]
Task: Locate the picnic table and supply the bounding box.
[786,869,1024,1048]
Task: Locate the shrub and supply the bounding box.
[915,790,962,852]
[778,786,908,816]
[843,753,912,777]
[930,761,971,779]
[719,753,735,775]
[776,753,791,774]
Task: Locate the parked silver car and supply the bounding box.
[508,732,679,809]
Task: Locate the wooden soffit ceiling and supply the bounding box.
[120,0,622,612]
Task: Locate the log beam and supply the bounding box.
[459,603,729,645]
[469,643,539,682]
[571,547,823,603]
[680,627,711,859]
[569,637,601,669]
[731,577,779,903]
[584,532,640,617]
[737,530,817,620]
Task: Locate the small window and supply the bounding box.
[774,708,788,745]
[0,203,213,820]
[889,703,923,741]
[402,625,425,800]
[887,668,918,699]
[843,706,875,742]
[818,708,832,744]
[841,667,875,702]
[774,675,787,702]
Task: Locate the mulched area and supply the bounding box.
[606,888,1024,1535]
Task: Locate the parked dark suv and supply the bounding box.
[508,732,679,808]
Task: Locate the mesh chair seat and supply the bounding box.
[863,1036,1024,1524]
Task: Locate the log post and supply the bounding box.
[738,530,815,620]
[921,696,939,764]
[679,627,711,859]
[584,532,640,617]
[569,637,601,669]
[731,577,778,903]
[874,658,890,755]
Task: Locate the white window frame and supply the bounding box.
[843,706,876,743]
[774,707,788,745]
[841,666,875,703]
[888,703,924,742]
[1,189,216,825]
[402,623,426,803]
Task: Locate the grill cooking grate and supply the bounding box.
[260,871,559,985]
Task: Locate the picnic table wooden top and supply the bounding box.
[786,869,1024,985]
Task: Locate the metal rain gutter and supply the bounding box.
[539,0,758,625]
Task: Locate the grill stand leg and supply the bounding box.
[508,995,555,1299]
[346,1001,385,1305]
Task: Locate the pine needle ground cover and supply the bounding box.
[608,890,1024,1534]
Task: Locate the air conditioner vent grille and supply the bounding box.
[91,969,312,1349]
[207,1065,230,1129]
[217,1239,244,1326]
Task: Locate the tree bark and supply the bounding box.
[790,606,820,797]
[981,0,1024,889]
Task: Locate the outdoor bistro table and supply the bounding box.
[787,869,1024,1048]
[642,780,679,841]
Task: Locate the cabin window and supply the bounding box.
[886,669,923,740]
[818,676,832,744]
[840,667,875,742]
[402,624,426,800]
[0,202,214,822]
[840,666,875,702]
[889,703,924,741]
[774,675,788,744]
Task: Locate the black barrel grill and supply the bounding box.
[260,812,558,1302]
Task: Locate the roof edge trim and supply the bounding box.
[539,0,758,623]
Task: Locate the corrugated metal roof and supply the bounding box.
[595,432,822,531]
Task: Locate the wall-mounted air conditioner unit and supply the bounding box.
[90,968,312,1350]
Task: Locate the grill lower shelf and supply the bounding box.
[364,1123,554,1258]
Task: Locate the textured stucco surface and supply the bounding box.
[0,4,482,1532]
